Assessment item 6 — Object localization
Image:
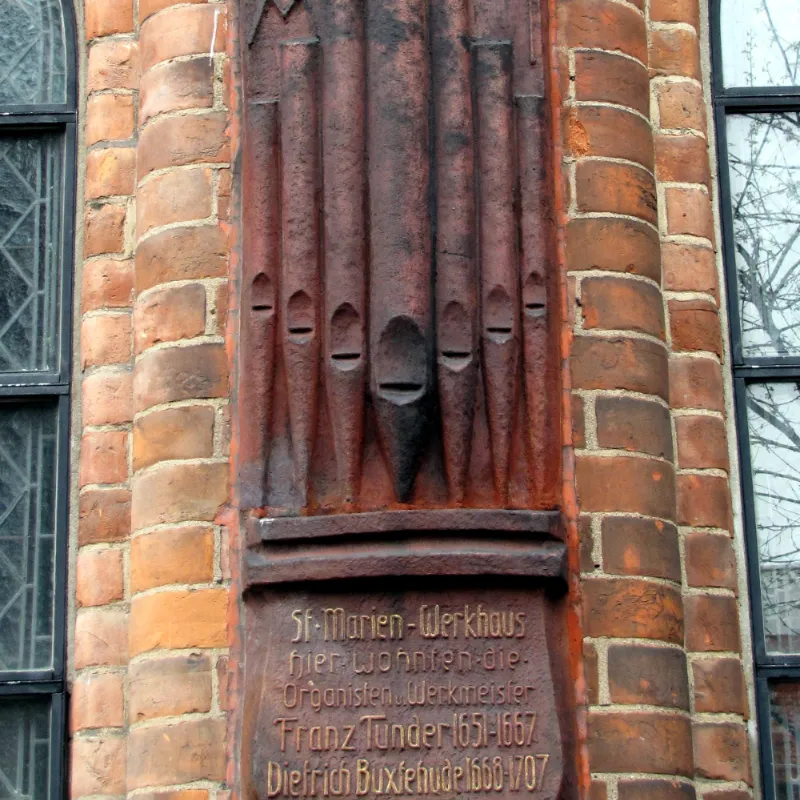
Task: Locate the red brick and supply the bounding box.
[669,298,722,356]
[693,658,748,715]
[656,81,706,132]
[133,342,228,411]
[572,395,586,449]
[80,430,128,486]
[129,653,212,721]
[217,168,232,220]
[588,712,692,776]
[693,723,751,783]
[582,277,665,339]
[666,186,714,239]
[669,357,725,411]
[85,147,136,200]
[84,203,127,257]
[607,644,689,708]
[590,782,608,800]
[134,405,215,470]
[677,474,731,529]
[574,51,650,117]
[576,161,657,224]
[74,608,129,668]
[82,370,133,427]
[85,0,133,38]
[618,780,696,800]
[88,40,139,92]
[76,548,124,607]
[79,489,131,546]
[676,414,728,471]
[137,168,214,237]
[129,587,228,655]
[576,455,675,519]
[583,578,683,642]
[140,0,205,21]
[81,313,132,367]
[139,59,214,126]
[131,461,228,530]
[131,525,215,592]
[141,6,227,72]
[127,718,226,788]
[71,672,125,731]
[86,94,135,145]
[135,225,227,292]
[651,0,699,28]
[134,283,207,353]
[685,594,741,652]
[138,112,230,178]
[602,517,681,581]
[566,218,661,282]
[584,641,599,704]
[561,0,648,62]
[596,396,673,458]
[685,532,737,589]
[214,282,229,335]
[82,258,134,311]
[650,28,702,80]
[571,336,668,399]
[566,107,654,170]
[71,736,126,796]
[662,243,717,298]
[655,134,710,185]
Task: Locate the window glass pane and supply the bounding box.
[770,681,800,799]
[0,133,63,374]
[0,405,57,672]
[0,0,66,105]
[0,697,51,799]
[721,0,800,88]
[746,383,800,653]
[727,113,800,358]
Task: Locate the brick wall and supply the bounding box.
[70,0,755,796]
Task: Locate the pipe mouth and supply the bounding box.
[378,381,425,405]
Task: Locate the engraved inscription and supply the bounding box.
[246,589,565,800]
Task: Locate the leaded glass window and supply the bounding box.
[0,0,74,798]
[714,0,800,797]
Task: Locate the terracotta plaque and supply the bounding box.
[244,587,566,799]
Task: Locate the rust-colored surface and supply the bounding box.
[239,0,559,516]
[243,585,572,800]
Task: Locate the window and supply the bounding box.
[0,0,75,796]
[712,1,800,797]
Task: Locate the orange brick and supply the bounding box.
[76,548,124,607]
[129,653,212,721]
[81,313,132,368]
[86,94,135,145]
[133,406,215,470]
[85,147,136,199]
[656,81,706,132]
[79,489,131,546]
[140,6,227,72]
[582,276,665,339]
[74,608,129,668]
[85,0,134,38]
[576,161,657,224]
[137,168,213,237]
[84,203,127,257]
[80,430,128,486]
[139,59,214,125]
[71,736,126,796]
[88,39,139,92]
[82,370,133,426]
[134,283,207,353]
[131,526,214,593]
[71,672,125,730]
[82,258,134,311]
[650,28,702,80]
[561,0,648,62]
[666,187,714,240]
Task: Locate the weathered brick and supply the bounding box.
[140,5,227,71]
[666,186,714,240]
[655,134,709,185]
[88,39,139,92]
[79,489,131,546]
[662,243,717,298]
[693,658,748,715]
[572,395,586,449]
[607,644,689,708]
[561,0,648,62]
[81,313,132,368]
[574,51,650,116]
[650,28,702,80]
[669,357,725,412]
[86,94,135,146]
[82,258,134,312]
[134,283,207,353]
[571,337,668,399]
[131,461,228,530]
[576,162,657,224]
[655,81,706,132]
[137,168,214,237]
[134,405,215,470]
[139,59,214,126]
[588,713,692,776]
[74,608,129,668]
[85,147,136,200]
[618,780,696,800]
[676,415,728,471]
[566,218,660,282]
[584,641,599,705]
[129,653,212,721]
[71,672,125,731]
[693,723,752,783]
[582,277,665,340]
[82,370,133,427]
[127,718,226,788]
[669,298,722,356]
[71,736,126,796]
[651,0,699,27]
[595,396,673,459]
[685,594,741,652]
[80,430,128,486]
[579,514,595,572]
[140,0,205,21]
[590,781,608,800]
[76,548,124,607]
[84,203,127,257]
[130,525,215,592]
[138,112,230,178]
[576,455,675,519]
[85,0,133,38]
[129,588,228,655]
[602,517,681,581]
[566,107,654,170]
[685,531,737,589]
[677,474,731,529]
[583,578,683,642]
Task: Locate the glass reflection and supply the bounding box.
[0,698,50,799]
[721,0,799,88]
[727,114,800,358]
[770,682,800,799]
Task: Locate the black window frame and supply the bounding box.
[0,0,77,795]
[710,2,800,798]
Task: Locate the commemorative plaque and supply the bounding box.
[243,586,567,800]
